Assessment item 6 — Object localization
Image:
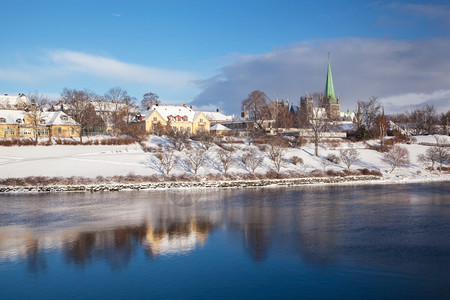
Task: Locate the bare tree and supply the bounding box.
[216,149,235,175]
[194,130,216,150]
[27,92,49,143]
[103,87,136,134]
[300,92,334,157]
[242,149,264,173]
[61,88,99,142]
[418,136,449,172]
[376,108,388,146]
[168,131,189,151]
[183,149,206,175]
[339,144,360,169]
[358,96,381,138]
[383,145,410,173]
[141,92,159,111]
[268,143,284,172]
[155,148,177,175]
[241,90,270,129]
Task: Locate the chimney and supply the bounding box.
[4,94,8,96]
[147,102,151,110]
[155,101,159,106]
[190,105,193,109]
[216,108,220,112]
[183,104,187,108]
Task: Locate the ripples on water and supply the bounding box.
[0,182,449,299]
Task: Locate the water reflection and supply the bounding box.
[0,182,449,275]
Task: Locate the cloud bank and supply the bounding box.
[192,38,450,114]
[0,50,199,102]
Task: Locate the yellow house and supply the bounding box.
[132,104,210,134]
[0,110,80,139]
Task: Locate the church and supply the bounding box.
[299,57,341,120]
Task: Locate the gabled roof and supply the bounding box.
[143,105,202,122]
[0,110,27,124]
[0,94,31,109]
[0,110,78,126]
[42,111,78,126]
[210,124,230,131]
[202,111,233,122]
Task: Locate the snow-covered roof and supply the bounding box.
[0,110,78,126]
[202,111,233,122]
[0,110,28,124]
[144,105,201,122]
[41,111,78,126]
[210,124,230,131]
[0,94,31,109]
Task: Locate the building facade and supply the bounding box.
[0,110,80,139]
[132,104,210,134]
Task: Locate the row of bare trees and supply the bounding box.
[59,88,160,141]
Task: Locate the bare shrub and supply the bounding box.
[383,145,410,173]
[192,131,216,150]
[216,149,235,175]
[241,149,264,173]
[155,148,177,175]
[339,145,360,169]
[291,156,303,165]
[168,131,189,151]
[418,136,450,172]
[325,139,341,150]
[38,140,53,146]
[326,170,345,177]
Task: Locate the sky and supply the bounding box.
[1,0,449,115]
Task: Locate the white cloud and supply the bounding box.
[192,38,450,114]
[48,50,197,90]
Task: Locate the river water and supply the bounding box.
[0,182,449,299]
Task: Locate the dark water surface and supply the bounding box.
[0,182,449,299]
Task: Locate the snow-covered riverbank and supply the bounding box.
[0,134,448,193]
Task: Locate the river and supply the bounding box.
[0,182,449,299]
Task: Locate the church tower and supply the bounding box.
[323,54,340,119]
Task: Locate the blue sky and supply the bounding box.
[1,0,450,114]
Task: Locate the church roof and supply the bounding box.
[324,59,336,104]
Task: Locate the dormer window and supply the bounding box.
[61,115,68,121]
[0,118,5,123]
[40,119,46,125]
[16,118,22,124]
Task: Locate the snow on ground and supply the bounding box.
[0,135,449,185]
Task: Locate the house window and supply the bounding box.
[19,128,31,135]
[4,128,7,135]
[183,116,188,121]
[180,126,184,132]
[10,128,14,135]
[153,117,157,121]
[61,116,68,121]
[71,128,75,135]
[0,118,6,123]
[200,119,203,123]
[187,127,191,133]
[141,125,145,130]
[58,127,62,135]
[173,126,177,131]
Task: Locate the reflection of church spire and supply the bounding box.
[324,53,336,104]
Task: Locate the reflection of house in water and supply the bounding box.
[145,219,213,256]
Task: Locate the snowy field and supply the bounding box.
[0,135,449,185]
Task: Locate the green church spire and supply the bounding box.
[324,54,336,104]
